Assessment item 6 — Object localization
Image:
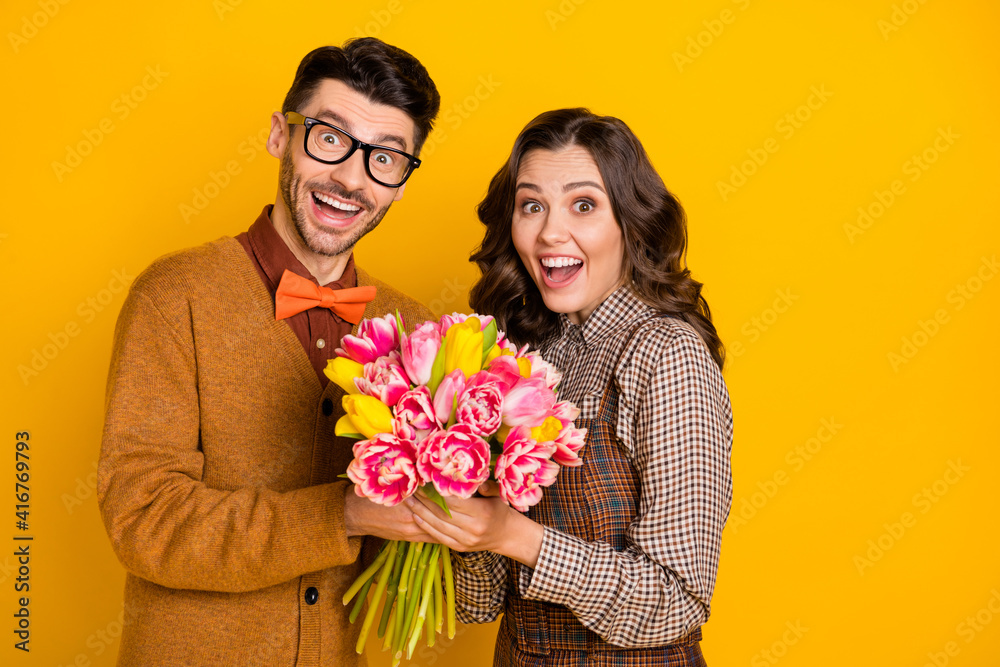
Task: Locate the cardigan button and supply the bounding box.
[305,587,319,605]
[322,399,334,416]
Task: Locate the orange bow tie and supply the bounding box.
[274,269,377,324]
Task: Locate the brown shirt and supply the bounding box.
[236,204,357,386]
[98,236,435,666]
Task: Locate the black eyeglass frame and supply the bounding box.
[285,111,421,188]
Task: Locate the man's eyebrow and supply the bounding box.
[515,182,541,192]
[313,110,409,151]
[564,180,605,193]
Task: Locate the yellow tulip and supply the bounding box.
[324,357,364,395]
[341,394,393,438]
[443,319,484,378]
[483,344,504,365]
[531,416,562,443]
[516,356,532,379]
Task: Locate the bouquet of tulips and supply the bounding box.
[326,312,586,664]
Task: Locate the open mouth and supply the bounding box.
[311,191,363,221]
[541,256,583,284]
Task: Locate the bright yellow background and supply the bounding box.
[2,0,998,665]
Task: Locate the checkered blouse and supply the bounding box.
[453,286,734,648]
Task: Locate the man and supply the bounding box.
[98,38,441,666]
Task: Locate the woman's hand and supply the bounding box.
[405,482,545,568]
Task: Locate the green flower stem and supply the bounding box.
[425,589,436,647]
[342,542,392,605]
[348,576,373,623]
[355,540,398,654]
[407,544,441,659]
[381,605,396,652]
[400,543,432,655]
[378,541,408,638]
[433,555,444,634]
[442,545,456,639]
[395,542,425,657]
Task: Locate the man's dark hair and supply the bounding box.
[282,38,440,155]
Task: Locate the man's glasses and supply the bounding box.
[285,112,420,188]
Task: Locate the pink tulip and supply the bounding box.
[416,424,491,499]
[549,400,582,428]
[395,386,439,442]
[355,356,411,408]
[496,328,517,353]
[552,425,587,467]
[433,369,467,425]
[486,355,522,393]
[346,433,419,506]
[456,372,504,438]
[400,321,442,386]
[495,426,560,512]
[501,377,556,427]
[336,314,399,364]
[526,353,563,390]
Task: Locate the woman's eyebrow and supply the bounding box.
[564,181,605,193]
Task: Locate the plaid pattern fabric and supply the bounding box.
[495,616,706,667]
[452,287,733,661]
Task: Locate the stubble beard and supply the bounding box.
[278,149,391,258]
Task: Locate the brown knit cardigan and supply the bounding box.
[98,237,435,666]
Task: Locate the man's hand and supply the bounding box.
[343,485,437,542]
[405,481,544,567]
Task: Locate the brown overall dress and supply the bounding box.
[496,321,708,667]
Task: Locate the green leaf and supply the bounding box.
[421,483,452,518]
[395,309,406,336]
[340,432,365,440]
[427,343,447,395]
[480,319,498,365]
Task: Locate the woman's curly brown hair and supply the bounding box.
[469,108,725,370]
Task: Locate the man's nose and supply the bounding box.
[330,148,369,193]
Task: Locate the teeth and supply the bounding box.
[540,257,582,268]
[314,192,361,211]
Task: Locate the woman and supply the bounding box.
[406,108,733,666]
